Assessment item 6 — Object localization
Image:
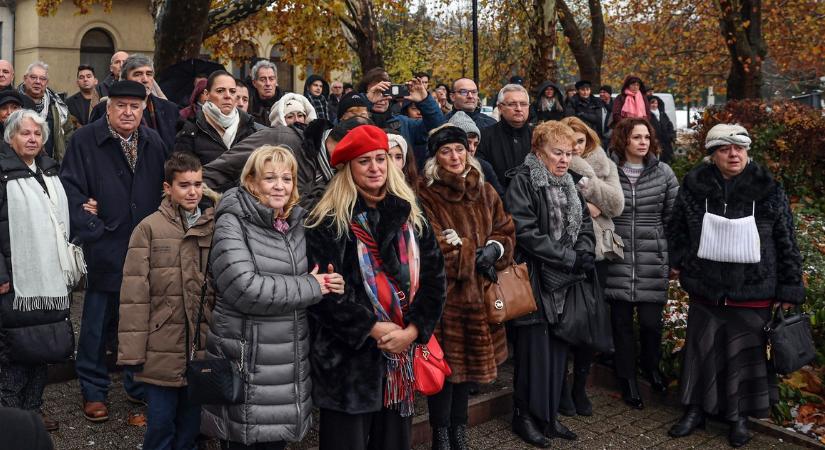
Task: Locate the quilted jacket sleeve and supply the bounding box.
[211,213,322,316]
[117,221,151,366]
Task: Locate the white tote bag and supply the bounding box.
[697,200,761,263]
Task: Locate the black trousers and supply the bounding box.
[427,381,471,428]
[610,300,664,379]
[319,407,412,450]
[512,323,569,425]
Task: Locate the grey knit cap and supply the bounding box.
[448,111,481,141]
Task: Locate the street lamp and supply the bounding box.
[472,0,479,85]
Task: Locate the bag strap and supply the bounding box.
[187,243,212,362]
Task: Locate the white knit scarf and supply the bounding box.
[202,101,240,149]
[7,171,71,311]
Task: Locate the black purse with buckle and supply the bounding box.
[765,306,816,375]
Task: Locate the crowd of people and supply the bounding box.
[0,50,805,450]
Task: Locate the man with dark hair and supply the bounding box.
[414,71,431,91]
[342,82,353,95]
[66,65,101,126]
[447,78,496,129]
[61,80,168,423]
[0,91,27,134]
[599,85,614,136]
[360,68,445,168]
[564,79,608,140]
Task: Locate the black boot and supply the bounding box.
[558,376,576,417]
[668,405,705,437]
[643,368,669,393]
[572,368,592,416]
[431,426,451,450]
[728,417,752,448]
[545,418,577,440]
[512,409,551,448]
[449,424,468,450]
[620,377,644,409]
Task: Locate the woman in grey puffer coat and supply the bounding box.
[605,118,678,411]
[201,146,344,449]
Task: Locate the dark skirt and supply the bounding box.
[512,323,569,424]
[678,302,777,420]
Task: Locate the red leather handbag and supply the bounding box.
[413,334,452,395]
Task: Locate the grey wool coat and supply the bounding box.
[201,187,323,445]
[604,154,679,304]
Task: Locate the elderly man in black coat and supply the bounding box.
[477,84,533,190]
[60,80,168,423]
[90,54,179,150]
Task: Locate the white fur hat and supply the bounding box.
[269,93,317,126]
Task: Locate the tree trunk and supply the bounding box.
[556,0,604,87]
[336,0,385,71]
[153,0,212,74]
[527,0,559,91]
[718,0,766,99]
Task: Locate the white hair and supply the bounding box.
[4,109,50,145]
[497,83,529,105]
[25,61,49,76]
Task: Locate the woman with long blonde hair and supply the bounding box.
[201,145,345,450]
[305,124,446,450]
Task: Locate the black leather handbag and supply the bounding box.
[185,251,244,405]
[551,272,614,353]
[765,306,816,375]
[7,317,74,364]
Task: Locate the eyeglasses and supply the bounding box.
[502,102,529,109]
[28,76,48,82]
[456,89,478,97]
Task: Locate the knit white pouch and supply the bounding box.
[697,200,761,263]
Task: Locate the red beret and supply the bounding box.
[330,125,389,167]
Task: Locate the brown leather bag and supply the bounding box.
[484,263,538,324]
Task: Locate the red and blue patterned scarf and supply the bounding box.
[351,211,420,416]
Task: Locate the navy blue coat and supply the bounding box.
[59,117,167,292]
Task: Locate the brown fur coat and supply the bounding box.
[418,166,515,383]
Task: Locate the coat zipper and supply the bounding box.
[630,185,636,302]
[278,231,304,433]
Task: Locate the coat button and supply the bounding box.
[117,170,124,176]
[132,203,137,209]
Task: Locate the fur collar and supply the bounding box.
[353,193,412,283]
[683,160,776,205]
[427,166,482,203]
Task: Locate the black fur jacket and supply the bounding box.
[305,193,446,414]
[667,161,805,304]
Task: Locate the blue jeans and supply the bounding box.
[143,384,201,450]
[76,289,143,402]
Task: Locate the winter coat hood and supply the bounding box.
[303,74,330,98]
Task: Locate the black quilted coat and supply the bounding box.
[603,154,679,304]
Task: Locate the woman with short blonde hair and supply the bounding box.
[202,144,345,449]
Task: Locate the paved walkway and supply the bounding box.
[43,374,799,450]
